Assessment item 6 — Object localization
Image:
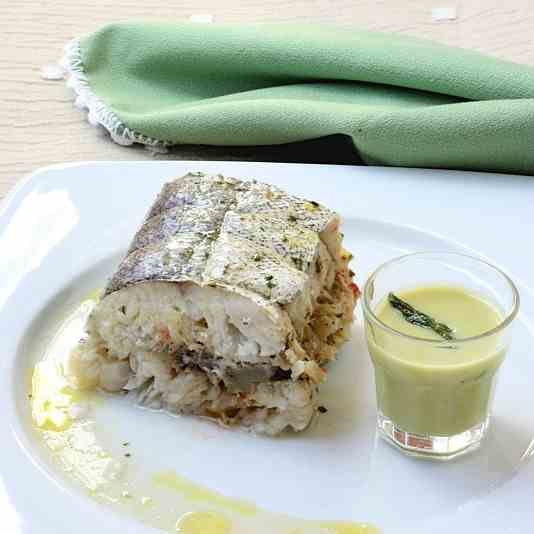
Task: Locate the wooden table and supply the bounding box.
[2,0,534,199]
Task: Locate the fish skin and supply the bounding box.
[128,203,224,254]
[220,211,321,274]
[146,172,337,241]
[105,173,340,308]
[105,234,212,295]
[205,232,309,305]
[146,173,241,220]
[234,181,338,237]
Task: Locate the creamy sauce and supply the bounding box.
[376,286,503,343]
[30,295,379,534]
[367,285,505,436]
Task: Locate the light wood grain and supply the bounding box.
[2,0,534,199]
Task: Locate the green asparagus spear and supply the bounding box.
[388,293,455,340]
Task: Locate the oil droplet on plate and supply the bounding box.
[290,521,380,534]
[153,471,257,517]
[317,521,380,534]
[31,359,79,431]
[175,511,231,534]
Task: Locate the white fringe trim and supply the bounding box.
[61,39,170,150]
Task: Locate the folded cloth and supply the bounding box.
[64,22,534,175]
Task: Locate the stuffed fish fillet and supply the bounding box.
[67,173,359,435]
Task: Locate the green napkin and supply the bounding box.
[65,22,534,175]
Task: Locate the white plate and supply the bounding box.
[2,161,534,534]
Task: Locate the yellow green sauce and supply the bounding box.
[367,285,505,436]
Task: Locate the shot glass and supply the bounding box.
[362,252,519,459]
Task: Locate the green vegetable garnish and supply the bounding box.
[388,292,455,340]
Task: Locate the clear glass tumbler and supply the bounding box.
[362,252,519,459]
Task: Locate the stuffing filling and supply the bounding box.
[67,264,356,435]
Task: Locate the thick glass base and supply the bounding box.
[377,412,490,460]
